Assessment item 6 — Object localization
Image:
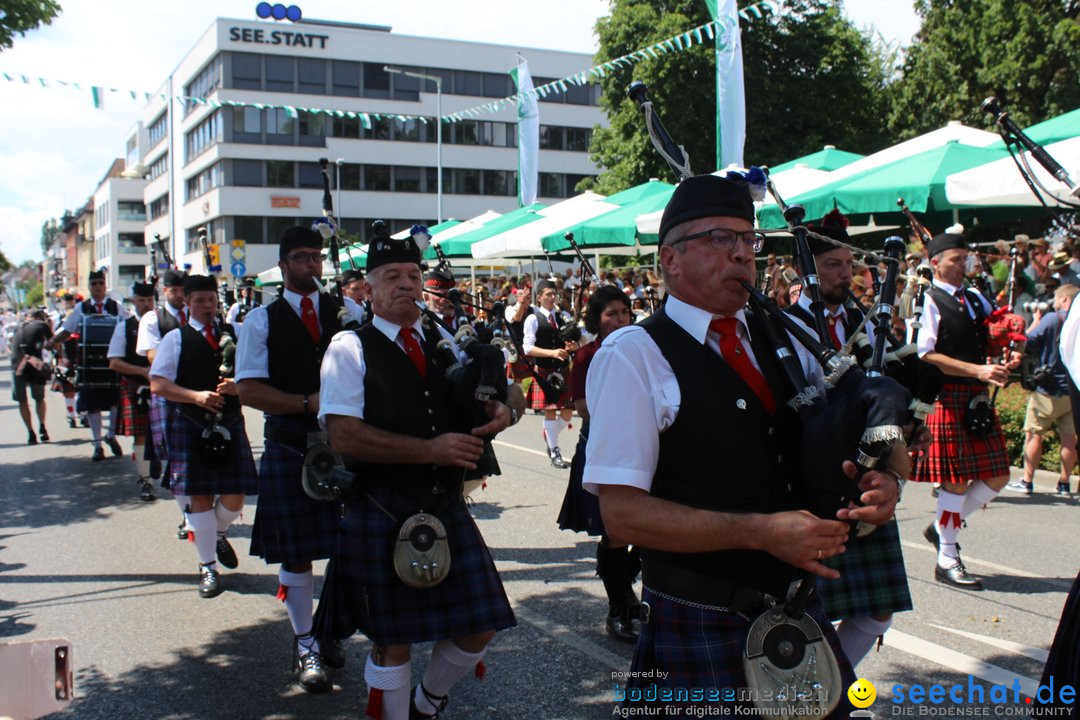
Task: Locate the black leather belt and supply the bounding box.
[642,561,782,616]
[264,423,322,449]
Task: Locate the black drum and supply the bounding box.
[77,314,121,389]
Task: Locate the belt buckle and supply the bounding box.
[639,601,651,625]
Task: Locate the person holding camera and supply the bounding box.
[1007,284,1079,496]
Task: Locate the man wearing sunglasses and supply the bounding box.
[52,269,128,461]
[585,174,899,714]
[236,227,364,692]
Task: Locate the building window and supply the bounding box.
[392,117,420,142]
[332,60,360,96]
[565,127,590,152]
[482,72,510,98]
[148,112,169,148]
[233,216,265,244]
[540,125,564,150]
[455,121,479,146]
[335,115,360,139]
[391,69,420,101]
[185,56,223,116]
[266,160,294,188]
[118,233,145,250]
[232,52,262,90]
[267,216,300,247]
[117,201,146,222]
[185,219,222,253]
[363,63,390,99]
[299,111,326,147]
[363,116,391,141]
[148,195,169,220]
[185,110,222,163]
[540,172,563,198]
[148,154,168,180]
[455,168,480,195]
[233,159,263,187]
[483,170,513,197]
[118,265,144,290]
[364,164,391,191]
[233,106,262,144]
[298,162,323,188]
[340,163,360,190]
[394,166,421,193]
[265,108,295,145]
[298,58,326,94]
[265,55,295,93]
[185,162,223,201]
[454,70,482,96]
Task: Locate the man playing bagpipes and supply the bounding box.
[522,279,578,469]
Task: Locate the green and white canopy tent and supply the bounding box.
[540,179,675,255]
[769,145,864,173]
[471,192,618,260]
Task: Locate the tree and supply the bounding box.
[585,0,892,194]
[0,0,61,51]
[0,248,12,272]
[40,217,61,257]
[887,0,1080,140]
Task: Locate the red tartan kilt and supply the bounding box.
[116,379,150,437]
[526,367,572,410]
[911,382,1010,484]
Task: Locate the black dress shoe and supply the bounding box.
[91,446,105,462]
[923,522,939,549]
[68,417,77,429]
[296,649,331,693]
[38,426,49,442]
[215,536,238,569]
[177,519,190,541]
[80,416,89,427]
[27,432,38,445]
[550,447,568,469]
[605,605,640,644]
[409,684,448,719]
[139,480,156,502]
[318,638,346,671]
[935,558,983,590]
[198,564,222,598]
[106,436,123,457]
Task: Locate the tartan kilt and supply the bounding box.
[165,408,258,497]
[51,372,76,395]
[626,587,854,716]
[816,519,912,620]
[249,417,341,565]
[526,366,572,410]
[313,484,516,646]
[115,378,150,437]
[556,428,605,536]
[76,386,118,413]
[912,382,1010,483]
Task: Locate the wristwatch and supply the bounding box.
[508,405,519,425]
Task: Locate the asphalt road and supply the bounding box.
[0,377,1077,719]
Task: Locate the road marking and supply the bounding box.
[885,628,1040,697]
[493,440,550,458]
[510,602,627,672]
[927,623,1050,663]
[899,540,1074,589]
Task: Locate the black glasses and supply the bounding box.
[670,228,765,253]
[287,252,327,263]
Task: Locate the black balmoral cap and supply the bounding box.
[658,174,755,243]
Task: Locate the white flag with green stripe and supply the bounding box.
[705,0,746,169]
[511,58,539,206]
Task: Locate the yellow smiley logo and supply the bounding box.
[848,678,877,708]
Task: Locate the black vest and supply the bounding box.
[640,308,802,598]
[157,306,182,336]
[784,302,860,342]
[532,307,564,370]
[265,294,342,399]
[123,316,150,381]
[351,318,459,499]
[175,324,240,419]
[82,298,119,316]
[928,286,989,367]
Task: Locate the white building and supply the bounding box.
[91,158,150,291]
[136,16,605,279]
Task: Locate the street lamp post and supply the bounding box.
[384,66,443,224]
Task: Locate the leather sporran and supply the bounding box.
[964,392,995,437]
[743,607,842,717]
[199,422,233,467]
[393,513,451,589]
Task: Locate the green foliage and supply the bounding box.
[0,248,12,272]
[40,217,61,257]
[24,280,44,307]
[587,0,892,194]
[0,0,61,51]
[995,384,1076,475]
[887,0,1080,140]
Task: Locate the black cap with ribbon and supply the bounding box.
[658,174,756,244]
[926,233,967,258]
[366,225,431,273]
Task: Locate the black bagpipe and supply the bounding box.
[314,157,362,332]
[630,79,911,714]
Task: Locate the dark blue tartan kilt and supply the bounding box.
[313,484,517,646]
[249,417,342,565]
[556,429,606,536]
[816,519,912,620]
[626,587,855,717]
[165,408,258,498]
[148,395,171,487]
[76,386,119,413]
[1042,568,1080,698]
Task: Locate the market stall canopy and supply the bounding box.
[256,261,338,287]
[434,204,545,261]
[945,135,1080,207]
[770,145,864,173]
[390,218,462,239]
[540,179,674,253]
[471,192,617,259]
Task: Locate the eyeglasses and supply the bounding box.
[670,228,765,254]
[287,252,327,263]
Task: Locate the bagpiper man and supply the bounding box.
[51,293,80,428]
[422,267,459,329]
[226,278,260,332]
[522,279,577,468]
[915,232,1021,589]
[313,229,519,719]
[52,269,127,461]
[107,280,157,501]
[149,274,258,598]
[236,227,361,693]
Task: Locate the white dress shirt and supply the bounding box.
[916,279,993,358]
[788,292,876,349]
[522,306,569,353]
[582,294,821,496]
[318,313,462,427]
[137,303,186,357]
[149,317,213,383]
[62,297,128,334]
[106,317,130,359]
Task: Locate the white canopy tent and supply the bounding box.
[945,136,1080,207]
[471,192,617,259]
[389,210,502,240]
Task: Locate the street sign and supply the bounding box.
[231,239,246,262]
[207,243,221,268]
[231,261,247,278]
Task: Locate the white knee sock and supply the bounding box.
[836,616,892,668]
[936,491,965,566]
[279,568,315,641]
[87,412,103,445]
[213,500,242,536]
[543,419,560,450]
[961,480,999,519]
[364,654,411,720]
[135,451,151,480]
[557,417,570,434]
[187,509,218,566]
[64,397,76,417]
[106,406,119,438]
[415,639,486,715]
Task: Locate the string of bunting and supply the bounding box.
[0,1,775,125]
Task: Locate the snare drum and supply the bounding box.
[77,314,121,389]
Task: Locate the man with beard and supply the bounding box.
[52,270,127,461]
[423,266,458,329]
[107,280,158,501]
[236,227,363,692]
[341,269,368,309]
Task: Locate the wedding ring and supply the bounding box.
[816,549,823,561]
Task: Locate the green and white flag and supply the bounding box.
[510,58,539,206]
[705,0,746,169]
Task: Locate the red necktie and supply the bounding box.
[204,325,219,351]
[178,309,187,325]
[954,289,966,306]
[300,296,320,343]
[95,303,103,314]
[548,311,558,329]
[398,328,426,379]
[826,315,842,350]
[710,318,776,414]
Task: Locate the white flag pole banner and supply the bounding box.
[511,57,540,206]
[706,0,746,169]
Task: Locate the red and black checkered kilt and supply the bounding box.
[912,382,1010,484]
[115,377,150,437]
[626,587,854,715]
[249,417,341,566]
[165,408,258,497]
[816,519,912,620]
[313,483,516,647]
[526,366,572,410]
